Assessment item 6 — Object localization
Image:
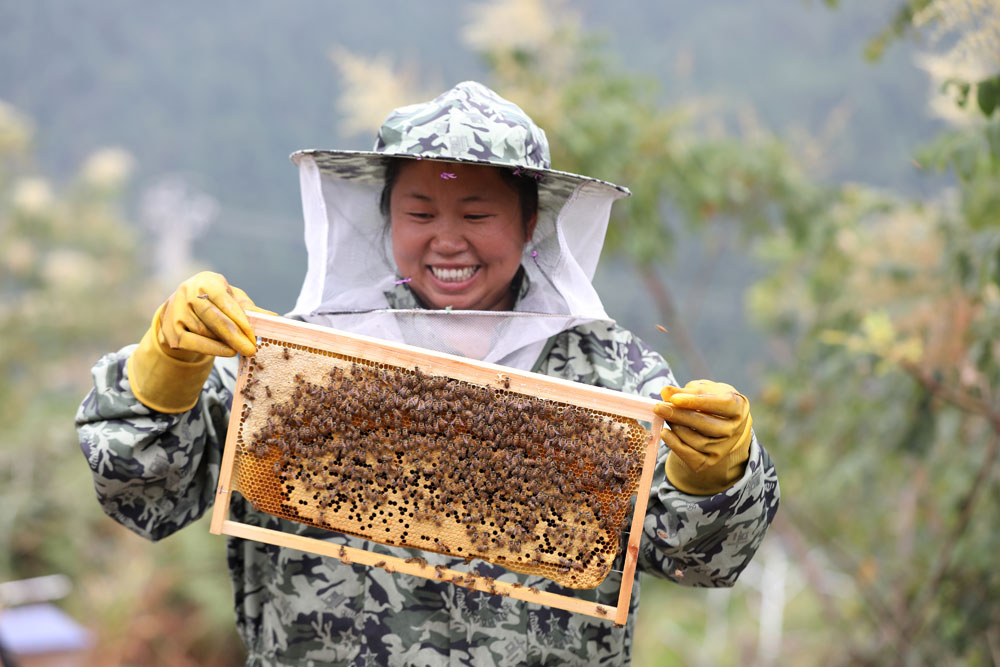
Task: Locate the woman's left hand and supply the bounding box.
[653,379,754,495]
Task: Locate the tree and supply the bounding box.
[748,2,1000,662]
[0,101,244,665]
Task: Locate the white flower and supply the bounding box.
[43,248,95,289]
[4,238,36,275]
[0,101,32,155]
[12,177,53,213]
[81,148,134,189]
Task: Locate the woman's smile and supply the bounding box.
[429,265,480,284]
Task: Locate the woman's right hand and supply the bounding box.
[158,271,262,360]
[128,272,272,413]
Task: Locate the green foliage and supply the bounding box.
[748,11,1000,658]
[865,0,934,61]
[0,103,244,664]
[943,73,1000,117]
[976,74,1000,116]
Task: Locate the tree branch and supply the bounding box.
[901,361,1000,434]
[899,429,1000,648]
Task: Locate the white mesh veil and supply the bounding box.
[285,82,630,371]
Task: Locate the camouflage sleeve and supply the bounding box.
[629,337,781,588]
[74,346,239,541]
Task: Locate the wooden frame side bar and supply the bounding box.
[614,415,663,626]
[209,353,249,536]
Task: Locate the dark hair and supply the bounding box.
[378,158,539,233]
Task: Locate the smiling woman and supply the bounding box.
[76,81,779,666]
[388,160,537,311]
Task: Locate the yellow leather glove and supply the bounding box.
[127,271,272,414]
[653,379,753,496]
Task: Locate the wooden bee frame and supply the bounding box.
[210,313,663,625]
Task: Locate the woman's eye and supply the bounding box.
[465,214,493,221]
[408,212,433,220]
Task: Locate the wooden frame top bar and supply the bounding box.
[247,312,660,420]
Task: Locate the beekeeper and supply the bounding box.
[77,81,779,666]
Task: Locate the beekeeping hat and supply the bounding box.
[287,81,631,370]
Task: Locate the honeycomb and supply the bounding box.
[232,338,649,589]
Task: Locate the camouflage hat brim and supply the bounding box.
[290,150,631,203]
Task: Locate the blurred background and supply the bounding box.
[1,0,998,664]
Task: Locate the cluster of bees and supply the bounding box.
[237,345,645,587]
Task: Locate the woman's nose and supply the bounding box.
[429,219,469,253]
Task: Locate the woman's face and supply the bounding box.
[390,160,536,311]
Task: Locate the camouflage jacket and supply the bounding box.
[76,305,779,666]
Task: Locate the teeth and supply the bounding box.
[431,266,477,282]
